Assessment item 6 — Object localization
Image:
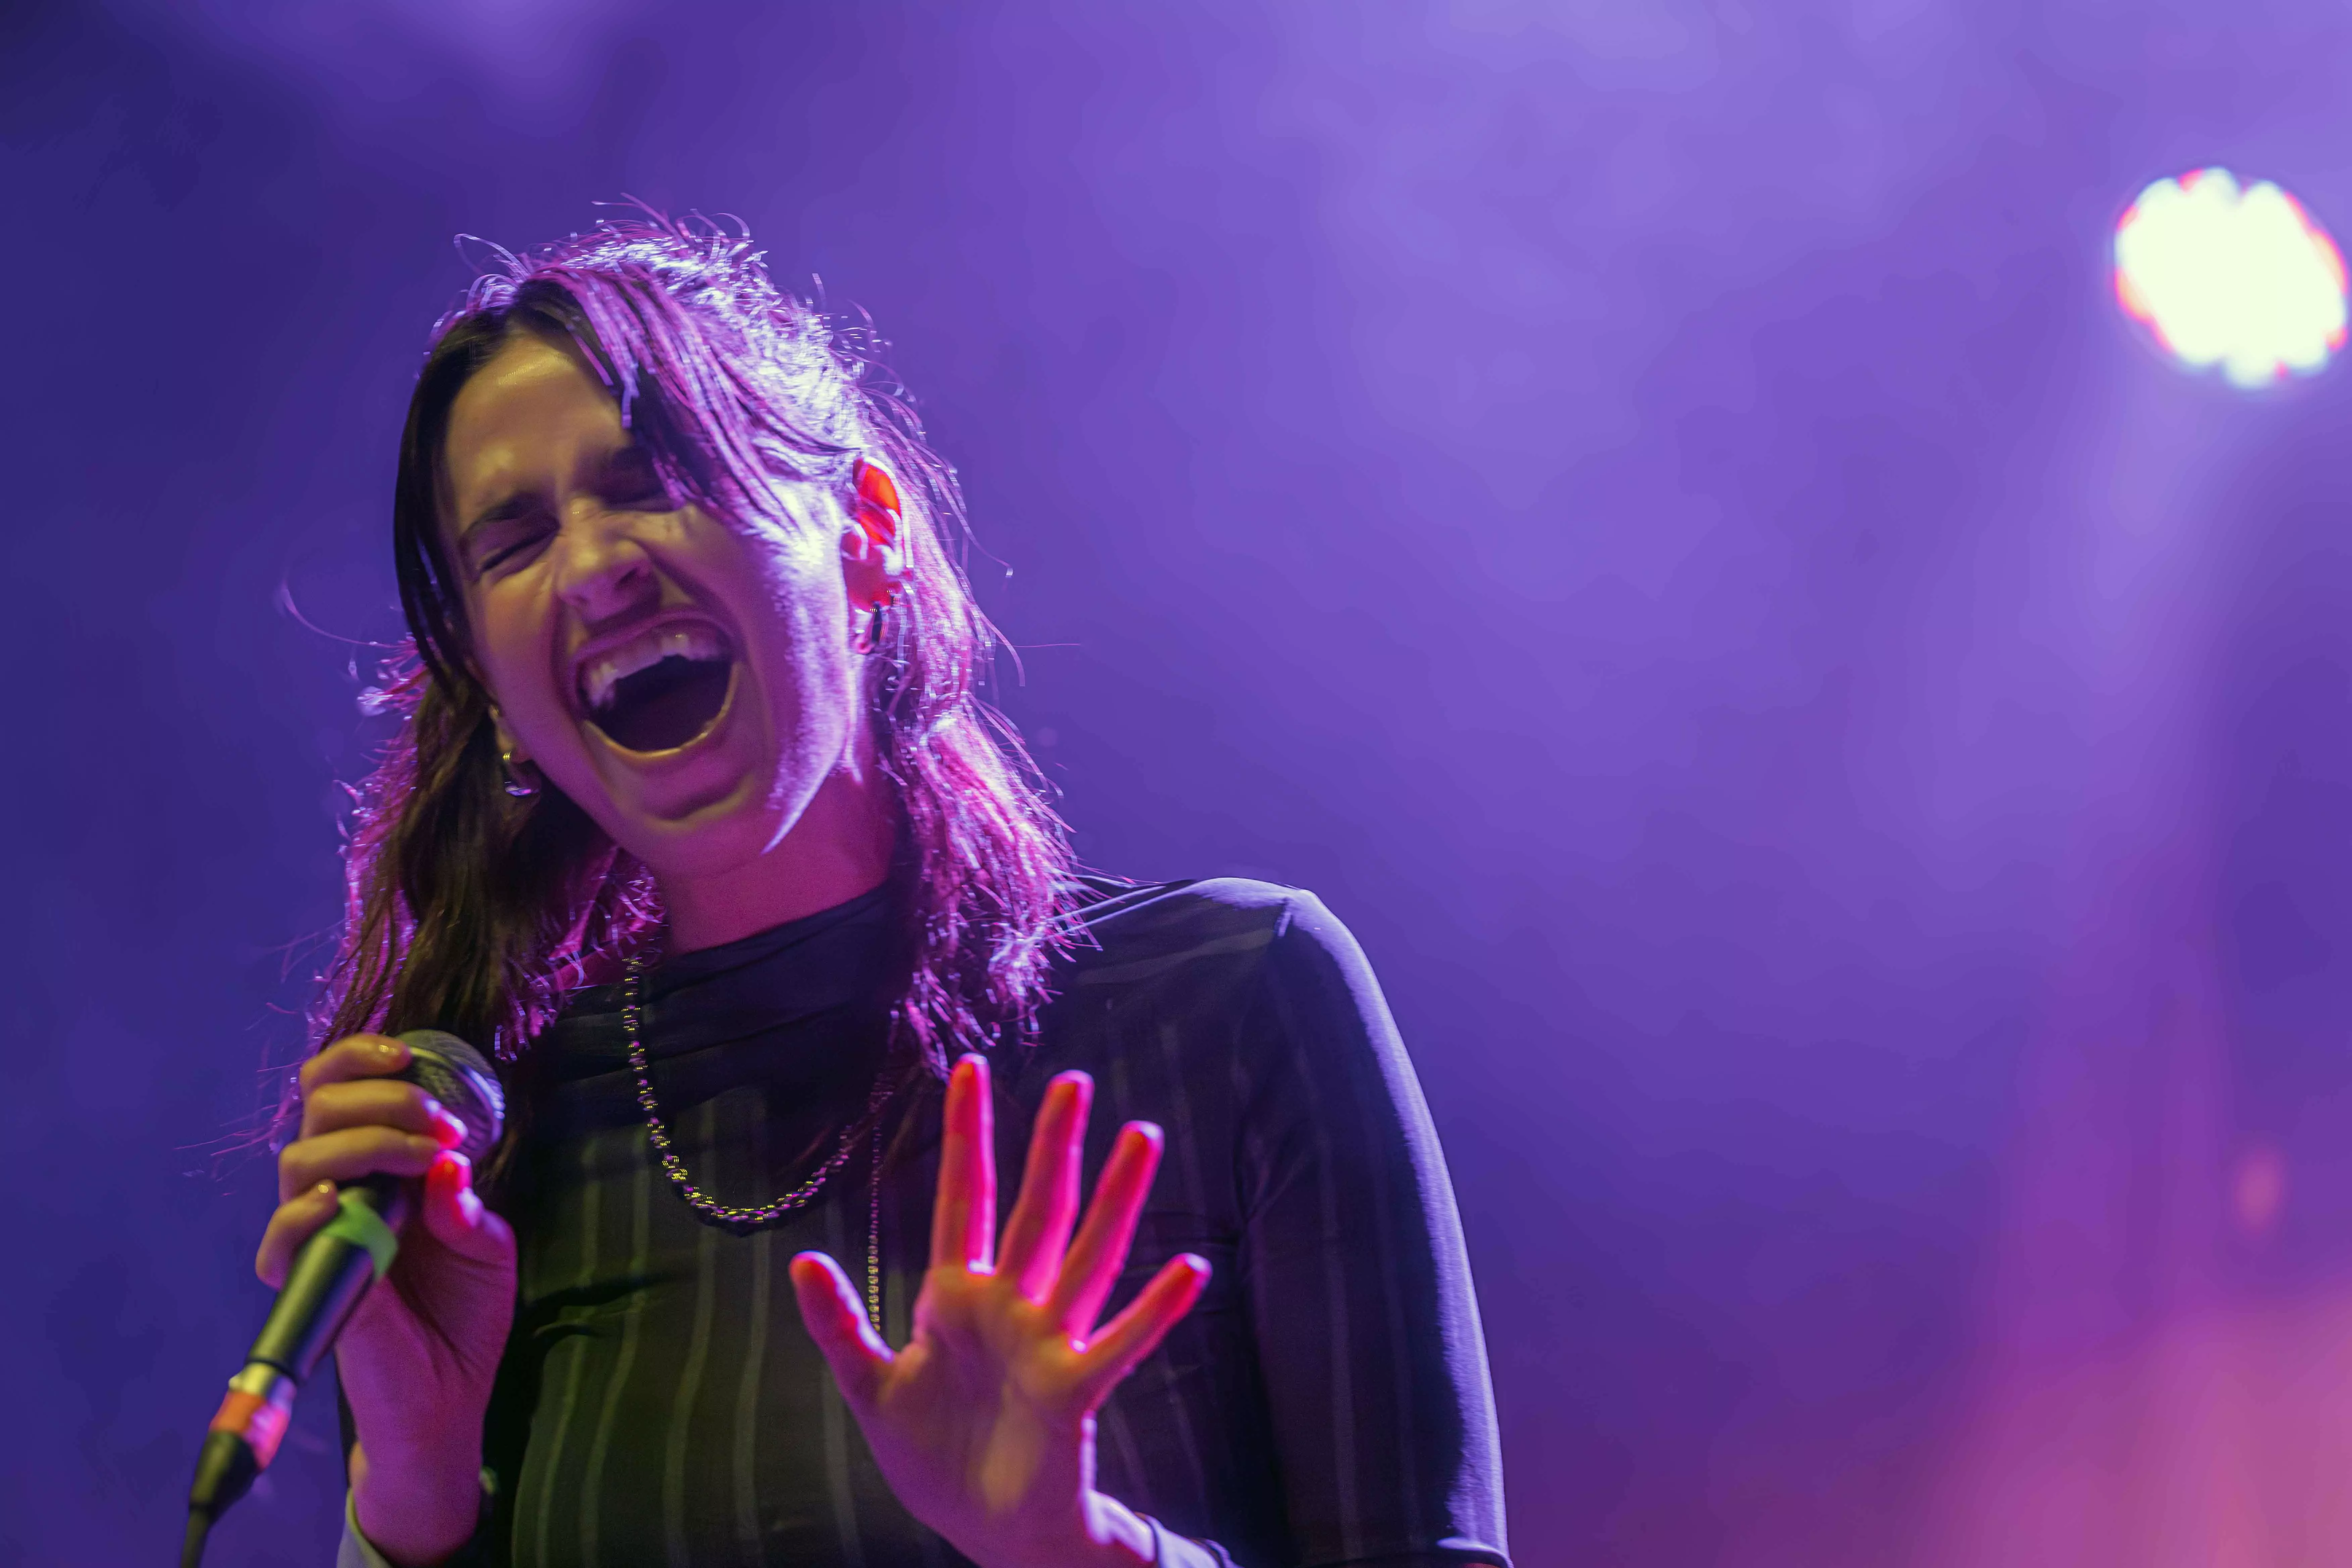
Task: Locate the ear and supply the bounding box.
[841,458,910,611]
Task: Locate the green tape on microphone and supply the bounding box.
[319,1189,400,1280]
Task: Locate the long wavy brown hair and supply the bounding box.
[310,214,1077,1085]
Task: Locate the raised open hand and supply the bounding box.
[790,1055,1209,1568]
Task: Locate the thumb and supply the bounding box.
[419,1151,513,1264]
[790,1251,891,1409]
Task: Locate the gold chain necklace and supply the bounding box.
[622,954,894,1330]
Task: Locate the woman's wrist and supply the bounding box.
[349,1437,487,1567]
[967,1489,1158,1568]
[1079,1490,1161,1567]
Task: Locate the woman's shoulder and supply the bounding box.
[1035,876,1421,1146]
[1046,874,1379,1031]
[1064,874,1314,971]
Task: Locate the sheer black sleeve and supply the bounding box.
[1223,891,1510,1568]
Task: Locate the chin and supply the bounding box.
[567,721,850,887]
[572,741,796,871]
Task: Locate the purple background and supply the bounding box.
[13,1,2352,1562]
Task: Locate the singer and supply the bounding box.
[253,214,1507,1568]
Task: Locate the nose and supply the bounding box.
[549,508,659,629]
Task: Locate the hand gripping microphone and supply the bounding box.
[183,1031,504,1567]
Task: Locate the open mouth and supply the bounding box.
[578,623,737,754]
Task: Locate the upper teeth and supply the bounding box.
[579,624,729,712]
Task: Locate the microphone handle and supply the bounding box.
[186,1175,413,1547]
[249,1174,411,1381]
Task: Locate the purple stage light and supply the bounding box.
[2114,167,2348,388]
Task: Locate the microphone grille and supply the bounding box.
[394,1030,506,1163]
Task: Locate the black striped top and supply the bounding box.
[436,877,1507,1567]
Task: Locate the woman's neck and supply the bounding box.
[656,762,897,955]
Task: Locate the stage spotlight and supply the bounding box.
[2113,167,2347,389]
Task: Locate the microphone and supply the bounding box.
[183,1031,505,1566]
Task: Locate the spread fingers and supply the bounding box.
[930,1055,997,1273]
[1077,1253,1210,1406]
[996,1072,1092,1301]
[1044,1121,1164,1338]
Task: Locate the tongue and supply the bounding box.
[591,656,732,752]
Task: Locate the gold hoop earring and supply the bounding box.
[501,749,541,798]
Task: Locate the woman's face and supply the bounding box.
[439,331,871,883]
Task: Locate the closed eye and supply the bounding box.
[466,505,556,578]
[599,448,672,509]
